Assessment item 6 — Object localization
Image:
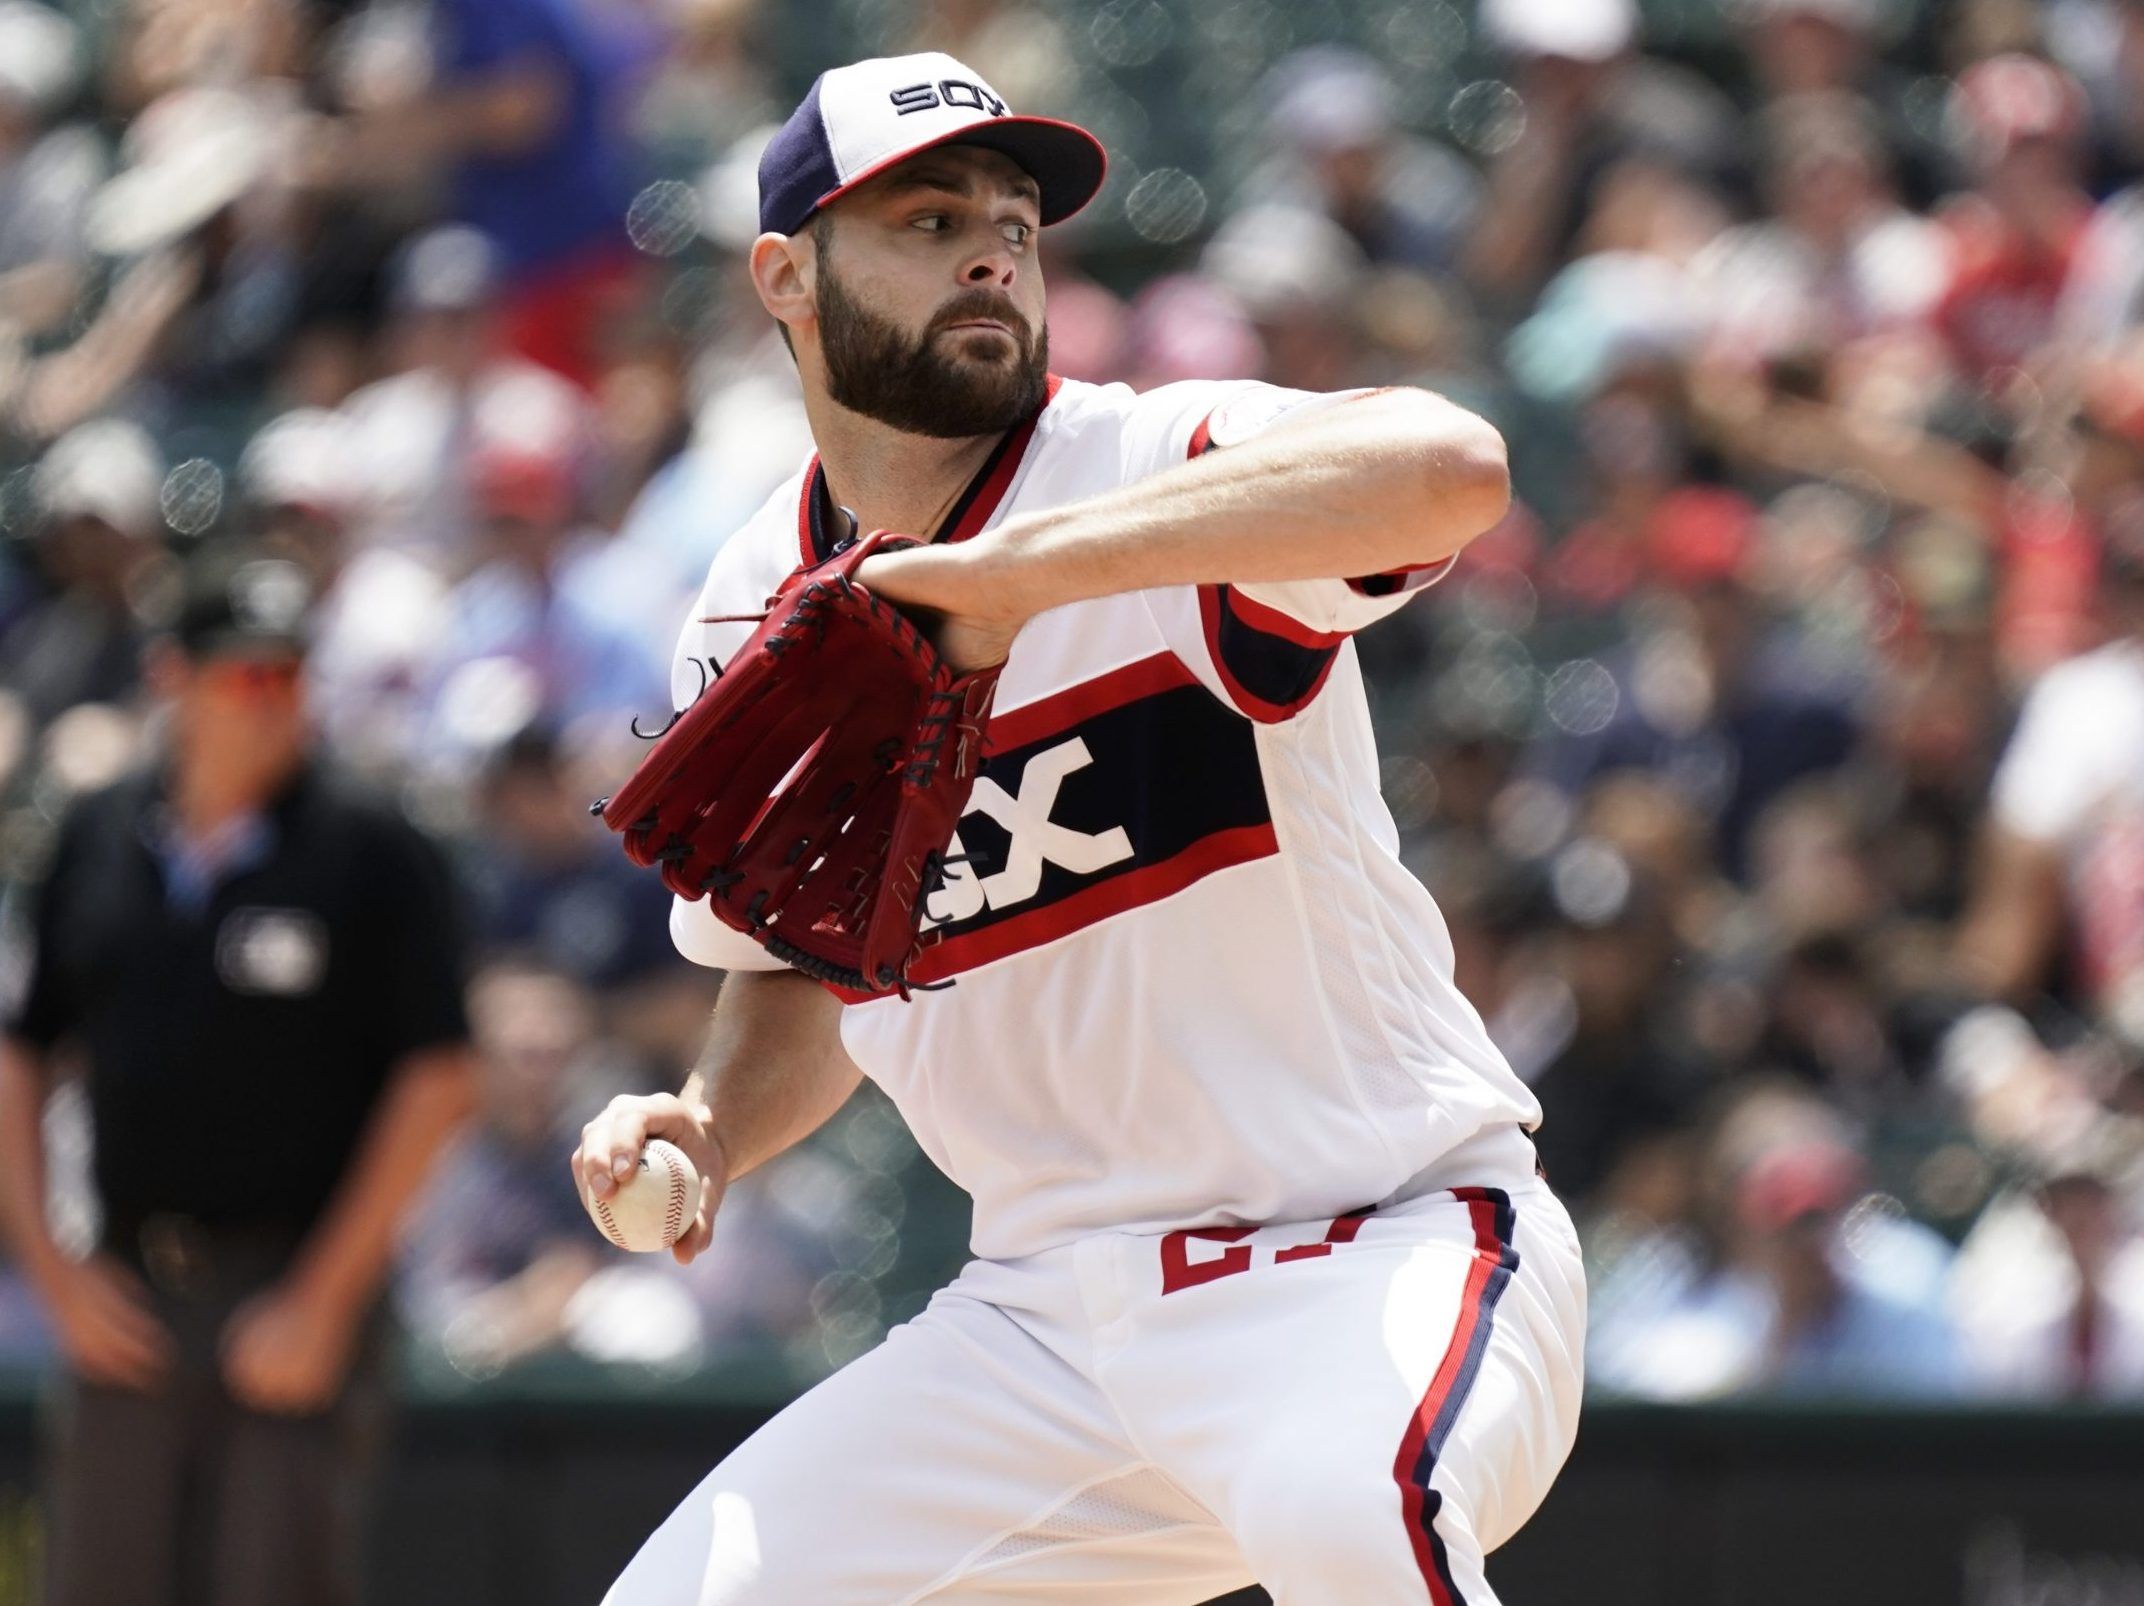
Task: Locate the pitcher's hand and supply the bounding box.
[572,1092,729,1264]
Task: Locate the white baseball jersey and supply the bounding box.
[671,375,1543,1261]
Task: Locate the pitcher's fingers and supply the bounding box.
[569,1137,610,1204]
[575,1102,652,1199]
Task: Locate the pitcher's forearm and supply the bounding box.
[983,387,1508,619]
[690,970,862,1180]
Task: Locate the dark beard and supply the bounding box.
[817,262,1048,439]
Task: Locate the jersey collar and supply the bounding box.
[798,374,1062,565]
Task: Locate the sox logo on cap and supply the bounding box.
[756,52,1108,239]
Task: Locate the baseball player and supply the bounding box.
[573,51,1584,1604]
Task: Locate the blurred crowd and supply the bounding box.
[3,0,2144,1404]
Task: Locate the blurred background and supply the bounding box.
[3,0,2144,1599]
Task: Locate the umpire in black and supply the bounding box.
[0,545,478,1605]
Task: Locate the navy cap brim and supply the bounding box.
[808,116,1107,231]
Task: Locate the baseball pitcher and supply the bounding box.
[573,51,1584,1605]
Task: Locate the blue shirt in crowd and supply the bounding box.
[433,0,643,276]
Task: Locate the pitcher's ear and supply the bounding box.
[750,230,816,348]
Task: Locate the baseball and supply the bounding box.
[589,1138,703,1253]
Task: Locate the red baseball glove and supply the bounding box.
[595,531,1001,997]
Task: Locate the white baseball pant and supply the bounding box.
[602,1167,1584,1604]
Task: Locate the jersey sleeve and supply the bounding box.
[1121,380,1458,723]
[664,481,805,973]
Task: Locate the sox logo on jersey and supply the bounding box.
[922,737,1133,927]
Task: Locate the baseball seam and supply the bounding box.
[592,1191,627,1250]
[664,1146,687,1245]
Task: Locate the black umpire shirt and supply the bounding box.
[7,758,470,1243]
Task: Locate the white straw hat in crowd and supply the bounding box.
[1262,47,1397,156]
[239,409,358,517]
[85,83,296,257]
[34,418,165,536]
[1480,0,1638,61]
[0,0,83,117]
[1199,204,1368,320]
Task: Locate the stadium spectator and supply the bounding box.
[1958,1143,2144,1398]
[400,960,626,1376]
[416,428,668,775]
[1732,0,1949,208]
[1589,1095,1962,1399]
[1464,0,1741,309]
[1525,541,1863,879]
[236,406,452,778]
[0,1,99,343]
[0,418,165,730]
[1728,1133,1962,1396]
[461,724,682,995]
[102,0,308,114]
[76,83,313,448]
[604,125,814,598]
[1692,92,1947,371]
[633,0,777,175]
[1506,851,1710,1203]
[337,222,591,560]
[1199,204,1369,393]
[1959,516,2144,1045]
[1930,55,2095,390]
[313,0,650,385]
[1243,46,1482,278]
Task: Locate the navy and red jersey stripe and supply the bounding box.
[1197,583,1347,723]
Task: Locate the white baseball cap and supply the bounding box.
[1481,0,1638,61]
[240,408,356,516]
[35,418,163,535]
[756,51,1106,237]
[0,1,82,117]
